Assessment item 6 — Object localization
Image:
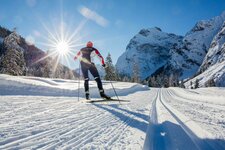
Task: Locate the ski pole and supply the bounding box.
[78,63,81,101]
[109,80,119,100]
[107,71,120,104]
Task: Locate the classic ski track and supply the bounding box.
[62,105,134,149]
[159,89,223,150]
[169,89,225,109]
[0,99,72,116]
[103,115,134,149]
[103,102,151,149]
[55,113,115,149]
[80,106,134,149]
[1,100,136,149]
[145,89,217,150]
[0,105,88,131]
[0,112,100,149]
[103,102,150,149]
[29,113,112,149]
[0,100,82,126]
[143,89,161,149]
[0,107,94,142]
[164,89,225,140]
[0,104,106,149]
[165,90,225,122]
[26,105,111,149]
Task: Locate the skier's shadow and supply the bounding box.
[93,104,148,133]
[108,104,149,122]
[143,121,225,150]
[93,104,225,150]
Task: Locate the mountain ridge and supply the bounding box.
[116,11,225,87]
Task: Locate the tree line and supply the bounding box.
[104,53,216,88]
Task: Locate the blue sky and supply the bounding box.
[1,0,225,69]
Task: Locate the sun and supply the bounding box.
[56,41,69,55]
[35,15,88,74]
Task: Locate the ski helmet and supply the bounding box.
[87,41,93,47]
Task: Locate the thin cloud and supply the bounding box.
[78,6,108,27]
[33,30,41,37]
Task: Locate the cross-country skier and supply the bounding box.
[74,41,110,100]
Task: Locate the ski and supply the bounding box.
[84,98,130,103]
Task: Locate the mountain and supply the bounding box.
[116,27,183,80]
[199,22,225,72]
[164,11,225,79]
[116,11,225,87]
[185,21,225,87]
[0,26,75,79]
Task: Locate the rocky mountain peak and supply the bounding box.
[116,28,183,80]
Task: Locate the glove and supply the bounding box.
[74,56,77,60]
[102,64,106,68]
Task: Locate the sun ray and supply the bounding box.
[41,22,59,43]
[33,50,58,64]
[35,3,87,78]
[36,41,57,48]
[67,19,88,43]
[52,55,61,74]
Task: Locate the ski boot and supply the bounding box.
[85,93,90,100]
[100,90,111,100]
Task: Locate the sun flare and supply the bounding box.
[35,12,88,75]
[56,41,69,55]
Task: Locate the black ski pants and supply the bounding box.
[80,62,103,93]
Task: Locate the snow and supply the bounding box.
[116,27,182,79]
[116,11,225,82]
[200,22,225,71]
[185,61,225,87]
[0,74,225,149]
[170,11,225,79]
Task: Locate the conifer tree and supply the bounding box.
[194,79,199,89]
[0,32,26,76]
[104,53,116,81]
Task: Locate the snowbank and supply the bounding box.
[0,74,149,98]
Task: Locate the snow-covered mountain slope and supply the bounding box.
[116,27,183,80]
[200,22,225,72]
[157,11,225,79]
[0,74,225,149]
[184,21,225,87]
[185,61,225,87]
[116,11,225,82]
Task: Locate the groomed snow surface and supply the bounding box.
[0,74,225,149]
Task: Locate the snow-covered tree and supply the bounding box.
[190,81,193,89]
[204,79,216,87]
[105,53,117,81]
[132,59,140,83]
[194,79,200,89]
[179,79,185,88]
[0,32,26,76]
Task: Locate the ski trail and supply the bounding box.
[163,89,225,144]
[144,89,224,150]
[63,104,135,149]
[168,89,225,109]
[0,85,155,149]
[0,102,104,149]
